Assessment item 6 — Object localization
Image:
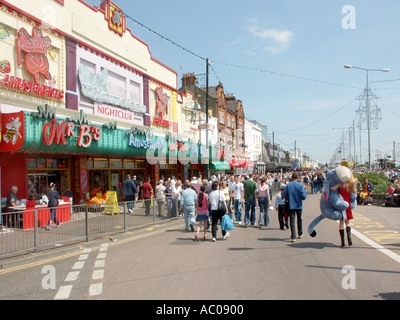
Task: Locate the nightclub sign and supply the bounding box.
[78,64,146,113]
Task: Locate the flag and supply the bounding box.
[0,111,24,152]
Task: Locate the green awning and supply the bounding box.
[209,160,231,171]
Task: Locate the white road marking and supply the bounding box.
[54,248,91,299]
[95,260,105,268]
[54,285,73,300]
[92,269,104,280]
[97,252,107,259]
[65,271,80,282]
[336,217,400,264]
[352,227,400,263]
[89,283,103,296]
[72,261,85,270]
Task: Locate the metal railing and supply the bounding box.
[0,197,180,259]
[1,182,281,260]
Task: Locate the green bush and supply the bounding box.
[353,172,390,194]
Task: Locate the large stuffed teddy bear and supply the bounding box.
[308,166,354,237]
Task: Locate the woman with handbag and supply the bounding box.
[208,181,229,242]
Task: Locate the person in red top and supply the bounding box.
[384,183,395,207]
[338,176,357,247]
[141,178,153,216]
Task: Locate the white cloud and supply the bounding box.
[247,25,293,53]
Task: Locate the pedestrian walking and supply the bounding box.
[283,172,307,242]
[275,186,289,230]
[338,176,357,247]
[46,183,61,230]
[208,181,229,242]
[256,176,270,228]
[220,180,231,219]
[122,173,137,214]
[194,185,209,241]
[180,180,197,232]
[243,174,257,227]
[231,175,244,224]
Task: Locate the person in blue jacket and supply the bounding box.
[283,171,307,242]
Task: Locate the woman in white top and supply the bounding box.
[174,179,183,217]
[208,181,229,242]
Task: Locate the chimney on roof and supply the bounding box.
[181,72,197,88]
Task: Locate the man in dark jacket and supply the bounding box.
[122,174,137,214]
[46,183,61,230]
[283,172,307,242]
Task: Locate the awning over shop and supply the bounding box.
[209,160,231,171]
[227,159,254,168]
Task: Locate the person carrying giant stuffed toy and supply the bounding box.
[308,166,354,237]
[338,176,357,246]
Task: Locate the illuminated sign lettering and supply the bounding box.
[1,75,64,100]
[42,118,101,148]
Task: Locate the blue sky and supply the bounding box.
[85,0,400,166]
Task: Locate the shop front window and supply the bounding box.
[27,157,70,200]
[110,159,122,169]
[89,170,109,197]
[94,158,108,168]
[123,159,135,169]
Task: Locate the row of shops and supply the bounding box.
[0,0,255,206]
[1,107,245,204]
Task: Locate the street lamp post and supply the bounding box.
[344,65,389,172]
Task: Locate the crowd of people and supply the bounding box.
[151,167,396,246]
[145,171,313,243]
[4,165,398,238]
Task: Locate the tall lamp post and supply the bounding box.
[205,58,210,179]
[344,65,389,172]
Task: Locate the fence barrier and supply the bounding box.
[1,182,281,259]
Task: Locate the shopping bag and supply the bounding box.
[218,200,227,214]
[221,214,234,231]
